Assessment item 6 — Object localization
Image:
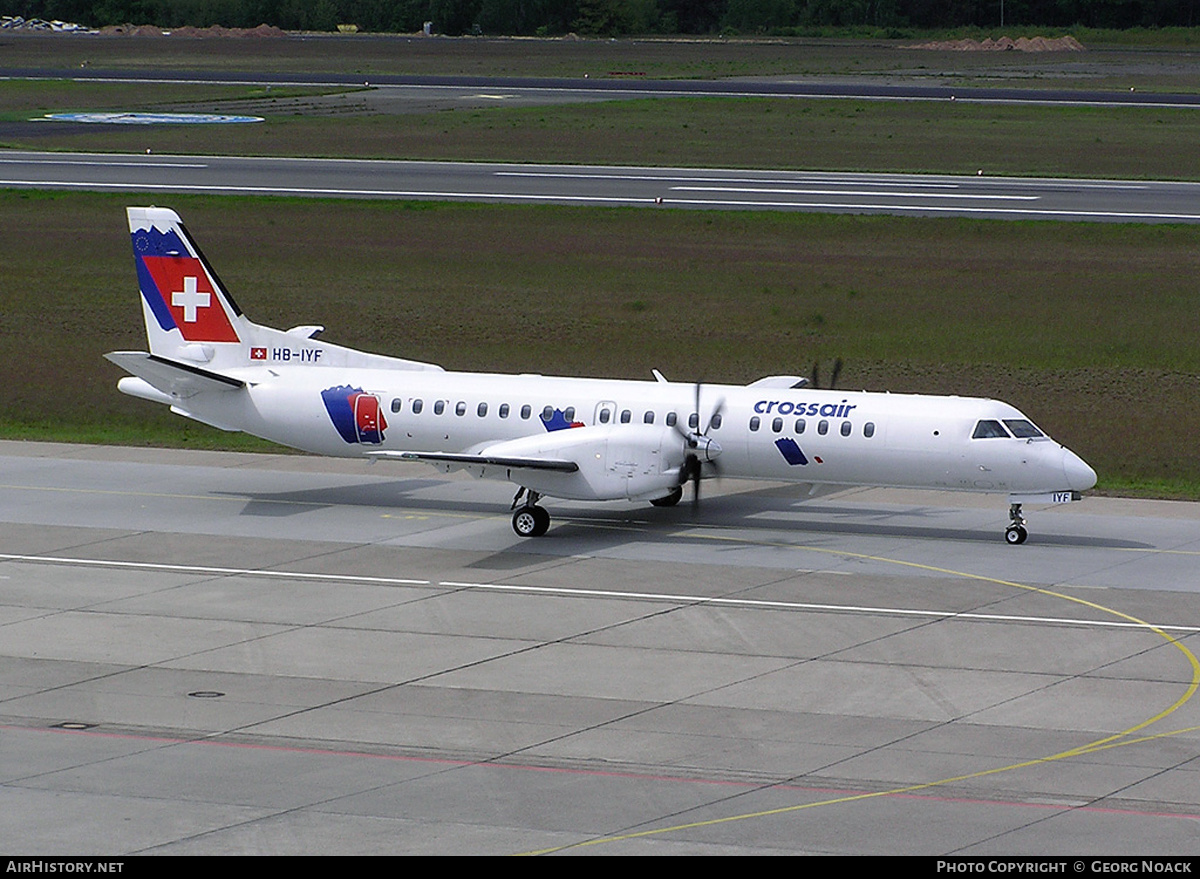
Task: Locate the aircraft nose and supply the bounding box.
[1063,447,1097,492]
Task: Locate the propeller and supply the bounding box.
[809,358,844,390]
[673,382,724,511]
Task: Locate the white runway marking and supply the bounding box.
[4,552,1197,634]
[0,158,207,167]
[670,185,1039,200]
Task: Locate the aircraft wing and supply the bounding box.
[369,450,579,473]
[105,351,245,397]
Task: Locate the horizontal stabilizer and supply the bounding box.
[105,351,245,398]
[370,450,579,473]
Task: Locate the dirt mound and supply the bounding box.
[907,35,1084,52]
[100,23,287,37]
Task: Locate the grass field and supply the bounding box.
[3,190,1198,497]
[5,34,1200,180]
[3,35,1199,497]
[7,84,1200,180]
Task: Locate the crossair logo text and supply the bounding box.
[754,399,858,418]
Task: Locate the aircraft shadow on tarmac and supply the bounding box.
[213,478,450,517]
[214,479,1150,551]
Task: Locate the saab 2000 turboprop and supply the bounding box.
[106,207,1096,544]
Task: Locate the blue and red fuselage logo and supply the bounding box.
[542,409,585,431]
[322,385,387,444]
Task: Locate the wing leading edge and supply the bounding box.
[369,450,579,473]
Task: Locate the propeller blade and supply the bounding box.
[706,396,725,434]
[674,382,725,515]
[690,454,702,512]
[829,358,843,390]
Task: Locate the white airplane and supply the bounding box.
[107,206,1096,544]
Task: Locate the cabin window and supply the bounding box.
[795,418,806,434]
[520,404,531,419]
[411,399,423,414]
[499,403,509,419]
[620,409,631,424]
[564,407,575,422]
[542,405,555,422]
[972,420,1010,439]
[711,413,722,430]
[864,422,875,438]
[456,402,467,416]
[772,417,783,433]
[666,412,677,427]
[434,400,445,415]
[840,421,852,437]
[599,408,611,424]
[817,419,829,435]
[644,411,655,424]
[749,416,760,432]
[390,398,402,413]
[477,402,487,417]
[1003,419,1044,438]
[688,413,699,429]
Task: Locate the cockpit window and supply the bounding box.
[972,420,1010,439]
[1003,419,1044,439]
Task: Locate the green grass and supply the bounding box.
[5,34,1200,497]
[8,90,1200,180]
[3,190,1199,496]
[0,80,346,116]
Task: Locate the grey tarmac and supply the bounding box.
[4,151,1200,222]
[1,441,1199,854]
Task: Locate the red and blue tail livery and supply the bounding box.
[132,216,240,344]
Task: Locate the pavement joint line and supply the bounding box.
[520,539,1200,855]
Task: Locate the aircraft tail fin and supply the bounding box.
[124,206,444,374]
[128,206,251,364]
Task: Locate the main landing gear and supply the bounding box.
[511,487,550,538]
[1005,502,1028,545]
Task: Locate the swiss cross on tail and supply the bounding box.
[132,225,239,344]
[139,257,239,343]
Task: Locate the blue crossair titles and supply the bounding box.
[754,399,858,418]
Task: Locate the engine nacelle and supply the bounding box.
[481,425,685,502]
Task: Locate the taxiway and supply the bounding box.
[2,440,1199,854]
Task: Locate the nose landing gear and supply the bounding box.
[1005,503,1028,545]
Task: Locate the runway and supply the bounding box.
[2,440,1199,854]
[4,151,1200,221]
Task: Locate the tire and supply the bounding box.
[1005,524,1028,545]
[513,505,550,538]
